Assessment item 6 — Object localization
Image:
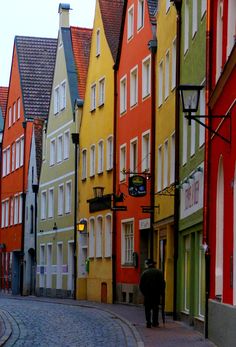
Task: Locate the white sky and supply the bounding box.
[0,0,96,86]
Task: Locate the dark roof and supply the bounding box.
[0,87,8,119]
[15,36,57,119]
[33,119,44,180]
[99,0,125,61]
[147,0,158,24]
[71,27,92,100]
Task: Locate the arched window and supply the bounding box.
[216,0,223,81]
[227,0,236,57]
[215,156,224,299]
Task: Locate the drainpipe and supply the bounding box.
[204,0,212,338]
[172,0,182,321]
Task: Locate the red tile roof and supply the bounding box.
[99,0,125,61]
[71,27,92,99]
[0,87,8,119]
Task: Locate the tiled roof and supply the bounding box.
[0,87,8,119]
[71,27,92,100]
[15,36,57,119]
[99,0,125,61]
[147,0,158,24]
[33,119,44,180]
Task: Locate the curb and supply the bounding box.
[0,309,13,346]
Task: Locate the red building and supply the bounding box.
[114,0,157,304]
[0,36,57,294]
[206,0,236,344]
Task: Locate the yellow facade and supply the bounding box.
[154,2,177,313]
[77,0,115,303]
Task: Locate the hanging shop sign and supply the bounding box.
[128,175,147,197]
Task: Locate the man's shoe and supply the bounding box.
[152,322,159,327]
[146,322,152,328]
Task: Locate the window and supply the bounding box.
[50,139,56,166]
[227,0,236,57]
[128,5,134,40]
[190,115,196,156]
[130,66,138,107]
[48,188,54,218]
[122,221,134,265]
[90,145,96,177]
[2,150,6,177]
[82,149,87,179]
[30,205,34,234]
[98,78,105,106]
[165,51,170,99]
[19,194,23,224]
[137,0,144,30]
[198,235,205,317]
[142,132,150,172]
[57,135,63,163]
[96,217,102,258]
[166,0,170,12]
[201,0,207,18]
[17,98,21,119]
[216,0,223,81]
[64,130,70,160]
[8,107,12,127]
[54,86,60,114]
[11,143,15,171]
[142,56,151,99]
[1,201,5,227]
[41,191,47,220]
[58,184,64,216]
[184,1,189,54]
[15,140,20,169]
[13,102,16,123]
[5,200,9,227]
[105,215,112,257]
[163,140,168,188]
[6,147,10,175]
[192,0,198,37]
[90,84,96,111]
[106,136,113,171]
[89,218,95,258]
[20,137,24,166]
[157,145,162,191]
[183,115,188,165]
[158,61,163,106]
[14,195,19,224]
[65,181,72,214]
[120,76,127,114]
[184,235,191,312]
[96,29,100,56]
[98,140,104,174]
[120,145,126,181]
[172,38,176,90]
[60,81,66,110]
[170,133,175,184]
[10,198,14,226]
[130,138,138,174]
[199,87,205,147]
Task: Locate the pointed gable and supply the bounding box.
[0,86,8,119]
[15,36,57,119]
[71,27,92,100]
[99,0,125,61]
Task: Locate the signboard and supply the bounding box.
[139,218,151,230]
[128,175,147,197]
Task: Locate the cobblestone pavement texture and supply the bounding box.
[0,295,217,347]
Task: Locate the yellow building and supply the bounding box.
[154,1,177,313]
[77,0,124,303]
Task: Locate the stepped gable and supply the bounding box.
[99,0,125,61]
[15,36,57,119]
[71,27,92,100]
[147,0,158,24]
[0,86,8,119]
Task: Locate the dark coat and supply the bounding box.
[139,267,165,306]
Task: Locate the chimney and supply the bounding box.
[58,3,71,28]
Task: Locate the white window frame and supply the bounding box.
[192,0,198,37]
[14,194,19,225]
[130,137,138,174]
[121,219,134,265]
[20,136,24,167]
[50,138,56,166]
[165,51,170,100]
[96,29,101,56]
[130,66,138,107]
[137,0,145,30]
[170,132,175,184]
[15,139,20,169]
[13,102,16,123]
[157,145,162,192]
[63,130,70,160]
[127,5,134,40]
[106,136,113,171]
[60,80,66,111]
[11,142,15,172]
[57,134,63,163]
[65,180,72,214]
[54,85,60,115]
[190,114,196,156]
[166,0,171,13]
[89,218,95,258]
[120,144,127,182]
[183,115,188,165]
[90,144,96,177]
[82,149,87,179]
[5,199,9,227]
[6,146,10,175]
[227,0,236,57]
[1,201,5,228]
[58,184,64,216]
[216,0,223,81]
[96,216,103,258]
[142,55,151,99]
[10,198,14,226]
[120,75,127,114]
[171,38,177,90]
[97,140,104,174]
[48,188,54,218]
[158,61,163,107]
[8,107,12,128]
[41,190,47,220]
[199,86,205,147]
[163,139,169,188]
[17,98,21,119]
[142,131,150,172]
[90,83,96,111]
[98,77,105,107]
[105,214,112,258]
[184,0,189,54]
[18,194,23,224]
[2,150,6,177]
[201,0,207,18]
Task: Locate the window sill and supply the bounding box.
[90,108,96,113]
[120,110,127,116]
[106,168,113,172]
[98,102,104,108]
[142,93,151,101]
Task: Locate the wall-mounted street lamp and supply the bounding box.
[78,219,87,233]
[179,84,231,143]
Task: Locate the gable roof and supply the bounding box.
[99,0,125,61]
[71,27,92,100]
[0,86,8,119]
[147,0,158,24]
[15,36,57,119]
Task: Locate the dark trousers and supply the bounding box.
[144,302,159,325]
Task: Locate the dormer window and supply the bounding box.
[96,29,101,56]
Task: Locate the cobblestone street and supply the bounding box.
[0,296,138,347]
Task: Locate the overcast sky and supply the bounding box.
[0,0,96,86]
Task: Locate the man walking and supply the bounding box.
[139,259,165,328]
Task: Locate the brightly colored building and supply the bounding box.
[77,0,124,303]
[37,4,91,298]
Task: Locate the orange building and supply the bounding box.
[0,36,56,294]
[115,0,157,304]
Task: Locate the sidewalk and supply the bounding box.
[0,294,216,347]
